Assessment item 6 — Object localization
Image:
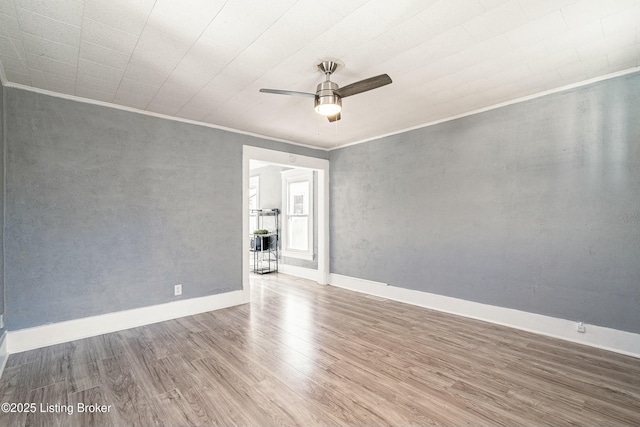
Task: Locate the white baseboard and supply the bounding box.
[329,273,640,359]
[329,273,388,291]
[278,264,320,282]
[7,290,245,354]
[0,332,8,378]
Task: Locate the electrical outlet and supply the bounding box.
[174,284,182,296]
[577,322,586,333]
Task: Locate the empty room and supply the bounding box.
[0,0,639,426]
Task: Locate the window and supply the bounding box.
[281,169,313,260]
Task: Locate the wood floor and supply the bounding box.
[1,274,640,426]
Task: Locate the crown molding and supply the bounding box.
[334,66,640,151]
[3,65,639,152]
[3,81,329,152]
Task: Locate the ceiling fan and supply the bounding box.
[259,60,392,122]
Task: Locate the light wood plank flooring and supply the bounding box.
[1,273,640,426]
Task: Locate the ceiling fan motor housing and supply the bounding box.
[315,80,341,115]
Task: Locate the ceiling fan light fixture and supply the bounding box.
[314,79,341,116]
[314,96,342,116]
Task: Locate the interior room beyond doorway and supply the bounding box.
[250,160,318,274]
[242,146,330,304]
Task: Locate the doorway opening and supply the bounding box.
[242,146,329,303]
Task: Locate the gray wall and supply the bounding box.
[5,87,326,330]
[330,71,640,334]
[0,81,4,333]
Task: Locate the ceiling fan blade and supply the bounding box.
[327,112,341,122]
[259,88,316,98]
[334,74,392,98]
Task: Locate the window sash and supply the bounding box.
[281,169,313,260]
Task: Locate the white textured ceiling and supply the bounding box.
[0,0,639,149]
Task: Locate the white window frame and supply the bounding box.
[281,169,314,260]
